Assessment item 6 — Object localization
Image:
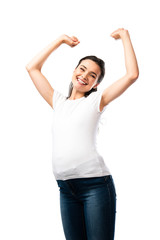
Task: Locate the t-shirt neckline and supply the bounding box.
[66,96,85,101]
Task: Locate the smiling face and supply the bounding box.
[72,59,101,94]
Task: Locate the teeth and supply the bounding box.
[78,78,86,85]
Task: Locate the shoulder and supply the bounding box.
[52,89,67,110]
[87,89,107,113]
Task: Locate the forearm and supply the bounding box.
[26,36,63,71]
[121,31,139,79]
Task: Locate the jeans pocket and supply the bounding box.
[103,176,117,196]
[56,180,60,187]
[110,177,117,197]
[103,175,111,183]
[57,180,65,190]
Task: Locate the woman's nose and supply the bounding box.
[81,73,87,79]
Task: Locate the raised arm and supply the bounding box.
[26,35,80,108]
[100,28,139,111]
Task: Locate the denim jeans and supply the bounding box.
[56,175,117,240]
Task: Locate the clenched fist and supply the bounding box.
[110,28,129,40]
[60,34,80,47]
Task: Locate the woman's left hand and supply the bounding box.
[110,28,129,39]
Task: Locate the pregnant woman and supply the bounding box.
[26,28,139,240]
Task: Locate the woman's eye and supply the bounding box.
[91,75,96,78]
[80,68,84,71]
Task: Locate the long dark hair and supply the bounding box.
[67,55,105,98]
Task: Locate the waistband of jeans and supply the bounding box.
[56,174,112,182]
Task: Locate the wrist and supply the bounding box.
[120,30,130,40]
[57,35,65,45]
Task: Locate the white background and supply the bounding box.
[0,0,160,239]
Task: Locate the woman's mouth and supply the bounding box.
[77,78,87,85]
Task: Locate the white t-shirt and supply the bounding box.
[51,89,111,180]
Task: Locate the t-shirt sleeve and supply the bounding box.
[52,89,66,110]
[88,89,108,114]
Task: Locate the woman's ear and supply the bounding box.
[93,82,100,89]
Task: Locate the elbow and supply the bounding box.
[133,68,139,80]
[133,66,139,81]
[25,65,36,72]
[129,70,139,82]
[25,63,33,72]
[25,64,41,72]
[132,72,139,81]
[25,65,30,72]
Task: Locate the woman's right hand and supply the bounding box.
[60,34,80,47]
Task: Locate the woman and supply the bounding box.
[26,28,139,240]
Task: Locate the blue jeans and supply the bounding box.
[56,175,117,240]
